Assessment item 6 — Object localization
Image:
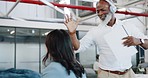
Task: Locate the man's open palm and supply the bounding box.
[64,14,79,34]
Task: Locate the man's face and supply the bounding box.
[96,1,110,21]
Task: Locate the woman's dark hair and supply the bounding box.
[42,29,85,78]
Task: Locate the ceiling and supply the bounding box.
[0,0,147,41]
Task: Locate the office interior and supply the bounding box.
[0,0,148,78]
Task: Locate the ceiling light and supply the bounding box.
[44,32,49,35]
[32,30,35,34]
[7,29,10,32]
[10,30,15,34]
[42,34,45,36]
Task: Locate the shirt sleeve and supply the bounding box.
[75,29,95,53]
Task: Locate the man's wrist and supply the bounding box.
[69,31,76,35]
[140,39,145,45]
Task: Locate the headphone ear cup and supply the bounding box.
[110,5,116,13]
[105,0,117,13]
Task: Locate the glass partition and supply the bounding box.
[0,27,99,73]
[0,27,53,73]
[15,28,40,72]
[0,27,15,70]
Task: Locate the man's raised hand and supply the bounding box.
[64,14,79,35]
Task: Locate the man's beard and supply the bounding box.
[100,12,112,26]
[99,14,106,21]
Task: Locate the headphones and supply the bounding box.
[105,0,117,13]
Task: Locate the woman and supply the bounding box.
[42,29,86,78]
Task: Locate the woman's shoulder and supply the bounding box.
[42,62,79,78]
[42,62,65,74]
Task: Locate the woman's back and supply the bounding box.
[42,62,86,78]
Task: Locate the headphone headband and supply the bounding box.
[105,0,117,13]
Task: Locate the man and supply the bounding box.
[64,0,148,78]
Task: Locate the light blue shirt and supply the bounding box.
[42,62,86,78]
